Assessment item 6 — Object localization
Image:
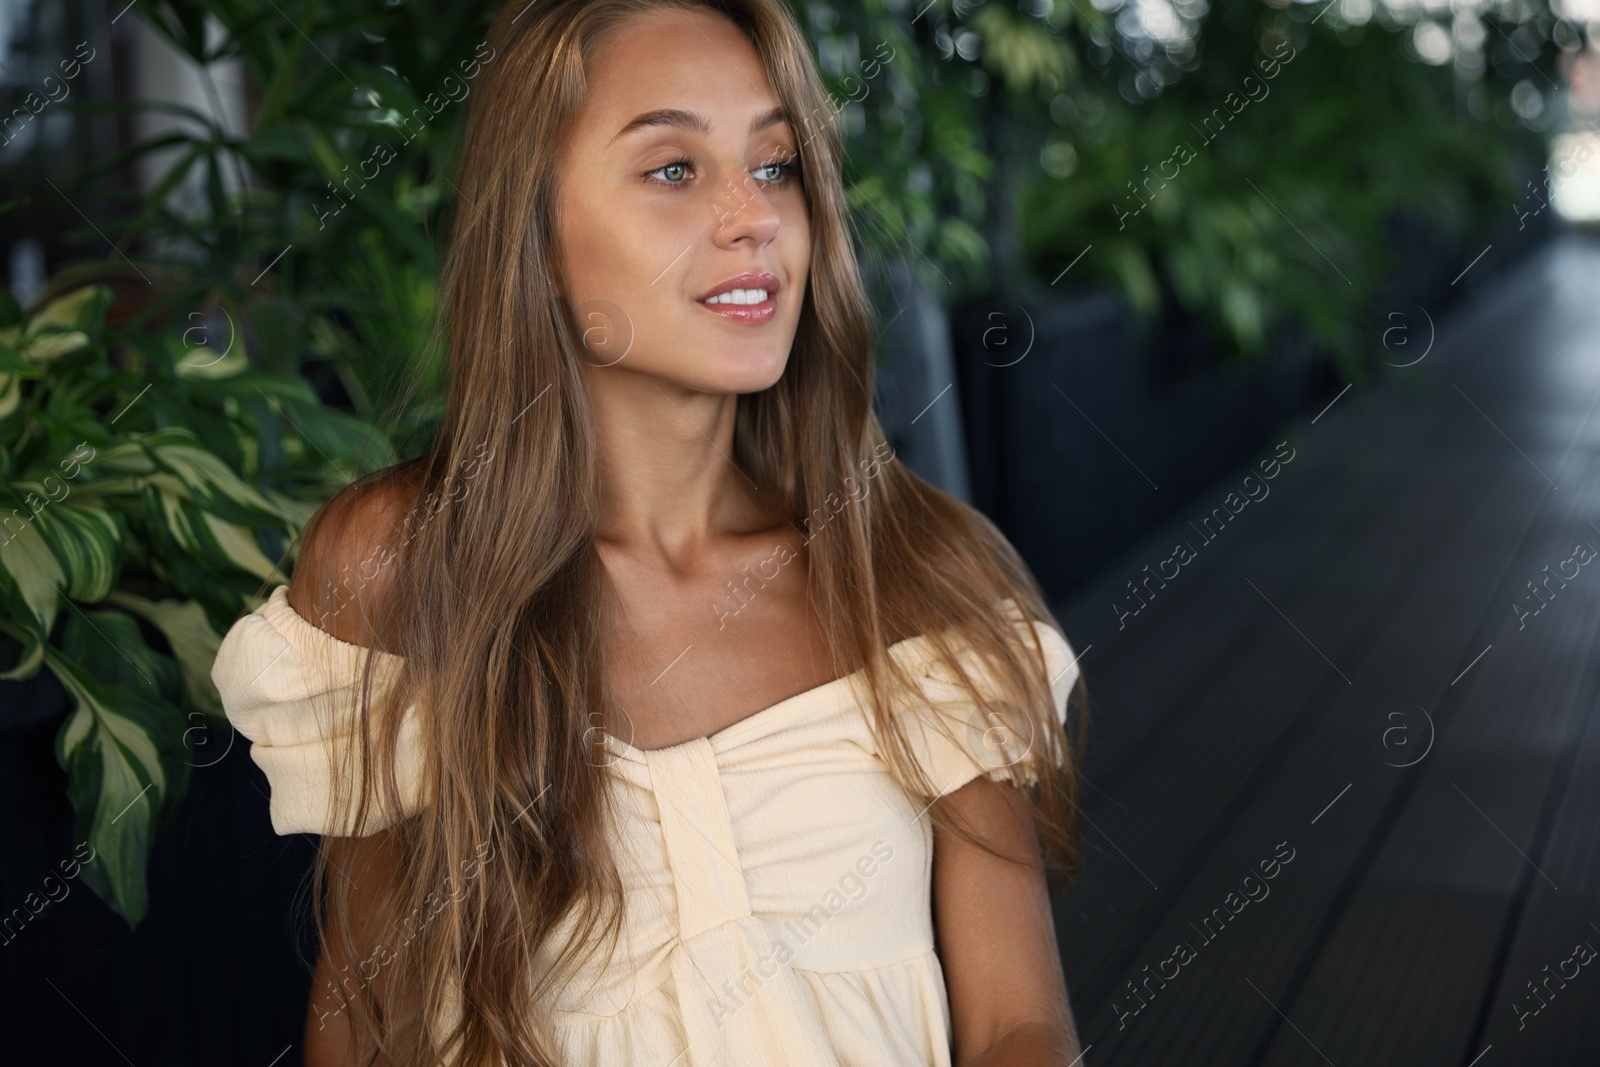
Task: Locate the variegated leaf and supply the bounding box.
[201,511,284,582]
[28,498,122,604]
[105,591,227,717]
[46,644,188,929]
[26,284,108,333]
[0,616,43,680]
[143,430,279,519]
[262,487,320,531]
[0,514,65,632]
[0,286,106,364]
[154,491,282,583]
[85,439,158,477]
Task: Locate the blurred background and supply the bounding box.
[1,0,1597,1063]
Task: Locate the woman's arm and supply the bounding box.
[305,937,365,1067]
[304,833,407,1067]
[290,475,419,1065]
[933,775,1084,1066]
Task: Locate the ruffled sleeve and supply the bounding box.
[893,598,1080,798]
[210,584,427,837]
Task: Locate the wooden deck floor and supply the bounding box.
[1046,229,1600,1067]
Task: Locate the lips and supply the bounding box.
[696,270,781,303]
[694,269,781,325]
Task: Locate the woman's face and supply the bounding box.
[554,6,811,396]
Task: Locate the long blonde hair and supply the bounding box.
[297,0,1090,1062]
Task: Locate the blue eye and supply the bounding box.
[641,155,804,190]
[645,158,693,187]
[753,160,803,185]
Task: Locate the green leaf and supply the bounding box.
[0,615,44,680]
[180,367,319,405]
[148,488,286,584]
[262,487,321,532]
[1219,279,1267,354]
[28,498,123,605]
[247,123,313,164]
[175,317,249,380]
[282,396,396,470]
[105,591,227,718]
[0,284,109,367]
[78,438,155,476]
[0,513,66,632]
[0,374,20,421]
[46,645,189,929]
[1103,242,1160,316]
[25,284,111,333]
[141,428,281,519]
[201,509,286,581]
[60,607,180,696]
[0,341,34,375]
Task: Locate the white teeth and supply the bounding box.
[703,287,769,305]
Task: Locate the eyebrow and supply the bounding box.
[607,105,790,147]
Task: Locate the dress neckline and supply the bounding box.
[260,583,1020,763]
[602,627,947,762]
[602,659,874,763]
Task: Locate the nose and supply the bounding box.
[707,167,782,249]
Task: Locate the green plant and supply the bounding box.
[0,278,390,926]
[1016,0,1551,378]
[77,1,495,457]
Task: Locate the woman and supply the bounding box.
[210,1,1090,1064]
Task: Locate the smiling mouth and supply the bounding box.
[696,287,777,324]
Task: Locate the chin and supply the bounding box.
[706,352,791,395]
[676,329,793,394]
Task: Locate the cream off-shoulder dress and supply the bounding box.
[210,584,1079,1067]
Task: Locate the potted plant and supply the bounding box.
[0,274,390,927]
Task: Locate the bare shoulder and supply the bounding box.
[286,462,427,652]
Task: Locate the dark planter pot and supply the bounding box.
[952,198,1558,607]
[952,285,1327,604]
[1377,202,1557,332]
